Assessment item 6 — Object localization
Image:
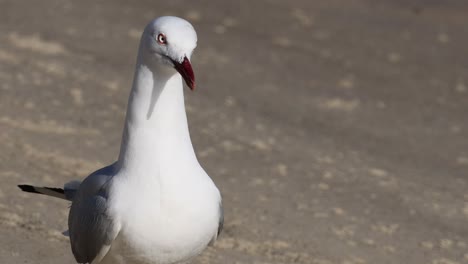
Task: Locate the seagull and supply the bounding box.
[18,16,223,264]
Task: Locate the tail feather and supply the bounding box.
[18,184,67,200]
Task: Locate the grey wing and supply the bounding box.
[217,203,224,237]
[209,202,224,246]
[68,167,119,264]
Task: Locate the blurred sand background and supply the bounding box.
[0,0,467,263]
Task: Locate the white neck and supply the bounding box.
[116,55,197,173]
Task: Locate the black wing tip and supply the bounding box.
[18,185,65,194]
[18,184,40,194]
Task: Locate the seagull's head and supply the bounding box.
[140,16,198,90]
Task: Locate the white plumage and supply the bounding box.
[18,16,223,264]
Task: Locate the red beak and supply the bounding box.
[173,56,195,90]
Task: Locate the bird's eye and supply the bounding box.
[157,33,167,45]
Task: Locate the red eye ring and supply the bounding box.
[157,33,167,45]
